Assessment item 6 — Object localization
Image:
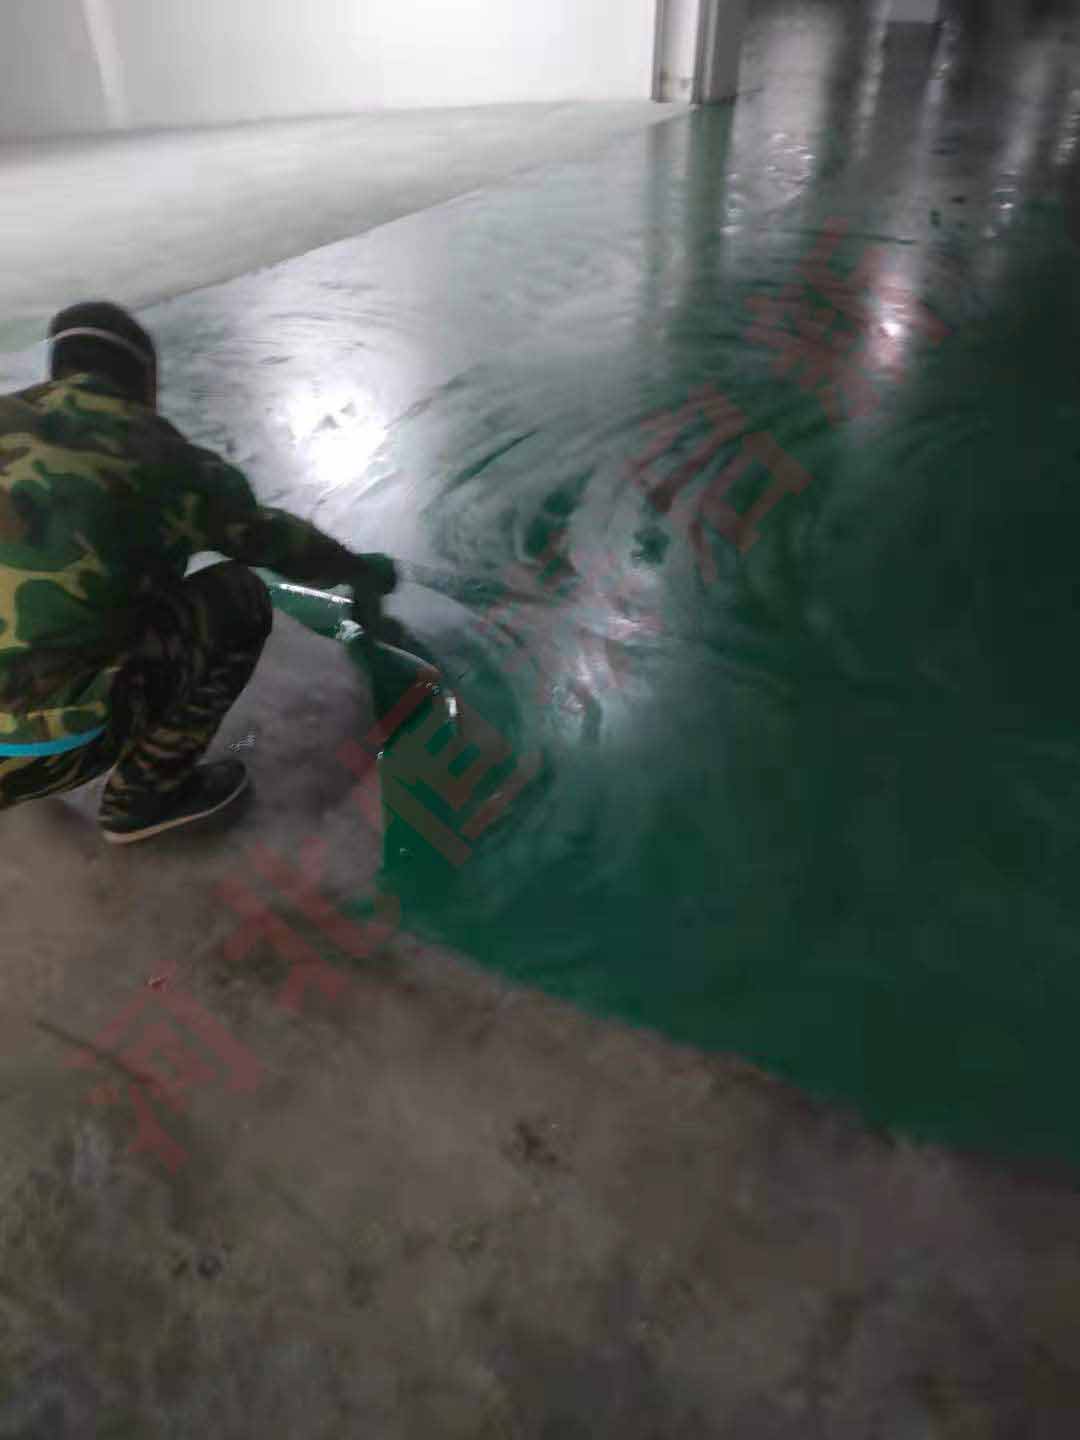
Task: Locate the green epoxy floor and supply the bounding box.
[350,3,1080,1168]
[6,0,1080,1169]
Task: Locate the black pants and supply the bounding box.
[0,563,272,821]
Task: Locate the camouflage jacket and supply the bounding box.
[0,373,356,747]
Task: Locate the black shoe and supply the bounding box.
[100,761,250,846]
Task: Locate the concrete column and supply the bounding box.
[888,0,941,20]
[696,0,749,104]
[654,0,748,105]
[654,0,700,103]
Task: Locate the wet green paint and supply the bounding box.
[269,10,1080,1171]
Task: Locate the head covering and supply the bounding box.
[48,301,158,404]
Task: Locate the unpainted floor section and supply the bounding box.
[0,102,678,353]
[3,0,1080,1433]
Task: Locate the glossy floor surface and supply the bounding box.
[342,0,1080,1168]
[4,2,1080,1430]
[4,2,1080,1168]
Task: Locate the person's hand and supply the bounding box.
[349,552,398,634]
[354,553,398,597]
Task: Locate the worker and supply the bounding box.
[0,301,397,844]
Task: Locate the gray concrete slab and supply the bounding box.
[2,617,1079,1434]
[0,102,681,354]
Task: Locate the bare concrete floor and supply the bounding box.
[0,102,678,354]
[2,617,1079,1436]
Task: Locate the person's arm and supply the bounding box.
[183,443,395,602]
[223,502,356,586]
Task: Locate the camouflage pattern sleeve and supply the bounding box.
[187,446,356,587]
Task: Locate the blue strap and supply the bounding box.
[0,726,107,759]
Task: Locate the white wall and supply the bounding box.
[105,0,371,130]
[359,0,657,109]
[0,0,658,140]
[0,0,109,139]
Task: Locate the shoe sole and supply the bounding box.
[101,771,250,846]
